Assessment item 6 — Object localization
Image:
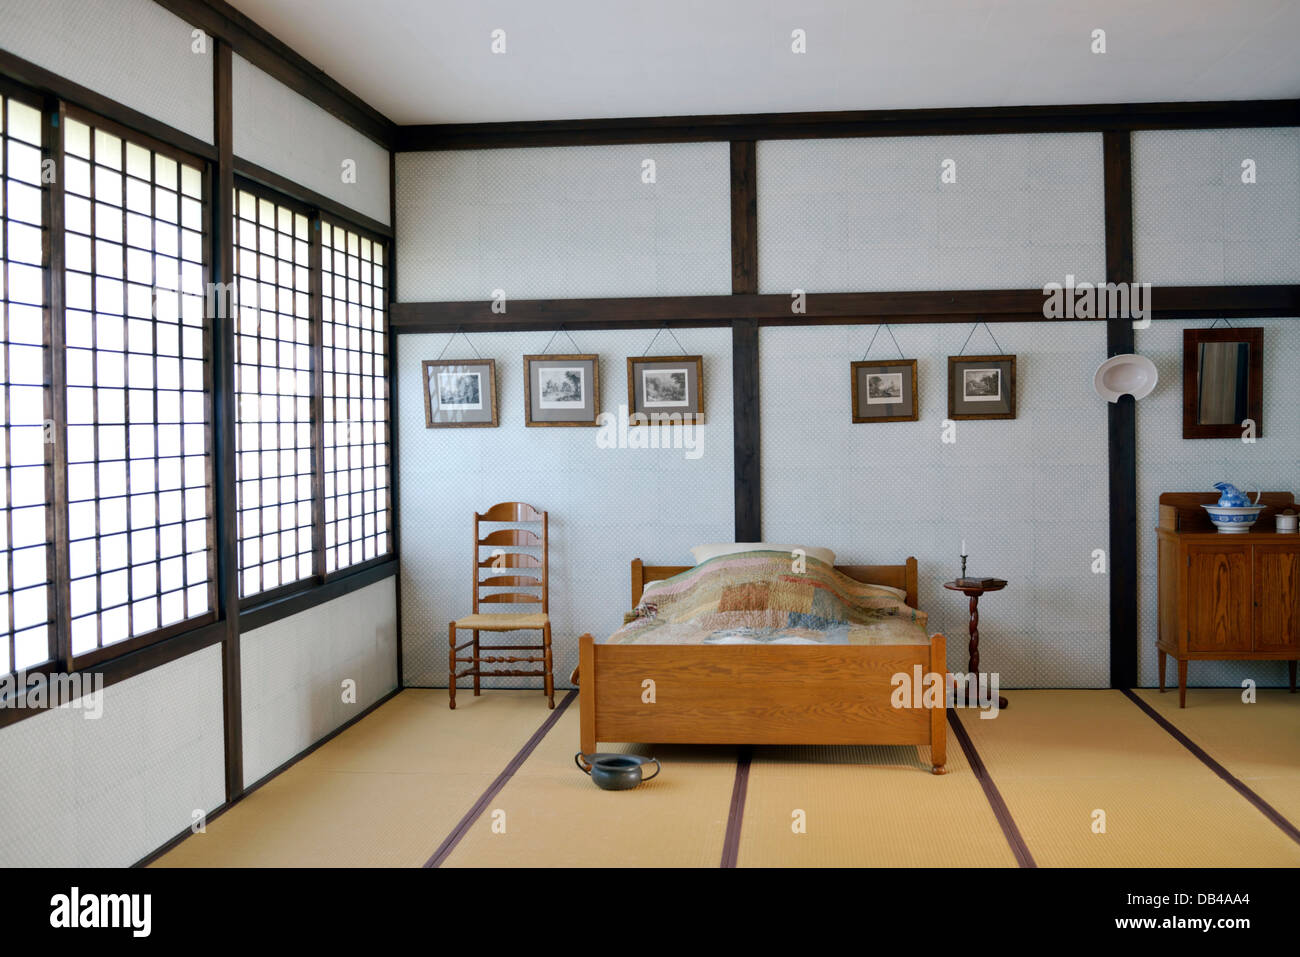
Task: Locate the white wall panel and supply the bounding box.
[232,54,390,225]
[1134,317,1300,688]
[397,329,734,688]
[0,645,225,867]
[241,577,398,786]
[0,0,212,144]
[1133,128,1300,285]
[757,133,1106,293]
[760,321,1110,688]
[395,143,731,301]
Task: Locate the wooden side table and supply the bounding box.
[943,579,1009,709]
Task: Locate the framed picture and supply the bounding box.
[523,354,601,427]
[422,359,498,428]
[851,359,918,423]
[948,354,1016,420]
[626,355,704,426]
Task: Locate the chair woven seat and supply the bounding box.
[454,612,549,630]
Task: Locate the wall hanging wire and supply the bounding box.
[641,322,690,356]
[860,322,906,361]
[435,326,483,360]
[955,318,1006,356]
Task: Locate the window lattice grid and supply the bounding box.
[62,113,213,657]
[233,189,314,598]
[321,221,389,573]
[0,92,54,674]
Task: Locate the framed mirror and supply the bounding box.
[1182,327,1262,439]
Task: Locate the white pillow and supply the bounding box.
[689,543,837,567]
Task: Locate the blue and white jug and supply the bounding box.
[1213,482,1251,507]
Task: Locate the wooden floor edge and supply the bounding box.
[1119,688,1300,847]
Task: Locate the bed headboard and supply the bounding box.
[630,556,919,609]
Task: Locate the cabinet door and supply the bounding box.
[1253,545,1300,653]
[1187,544,1253,653]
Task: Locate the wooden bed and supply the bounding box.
[576,556,948,774]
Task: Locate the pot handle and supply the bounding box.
[574,752,592,774]
[641,757,661,781]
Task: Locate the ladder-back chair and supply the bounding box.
[448,502,555,709]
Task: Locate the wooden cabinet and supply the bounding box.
[1156,493,1300,707]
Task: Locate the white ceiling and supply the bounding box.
[227,0,1300,126]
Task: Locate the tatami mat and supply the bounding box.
[153,689,551,868]
[960,690,1300,867]
[152,688,1300,868]
[440,706,738,868]
[1132,688,1300,825]
[736,740,1019,867]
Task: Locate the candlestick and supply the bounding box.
[961,555,967,579]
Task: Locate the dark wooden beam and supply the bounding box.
[730,141,758,294]
[150,0,396,148]
[390,285,1300,333]
[212,40,243,799]
[395,98,1300,151]
[239,560,397,633]
[729,142,761,542]
[0,622,226,730]
[233,159,392,239]
[732,320,761,542]
[388,147,404,688]
[42,96,73,675]
[0,47,218,161]
[1103,130,1138,690]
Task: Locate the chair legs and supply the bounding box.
[448,622,458,709]
[448,622,555,709]
[473,629,481,696]
[543,622,555,709]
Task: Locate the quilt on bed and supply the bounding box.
[601,550,930,646]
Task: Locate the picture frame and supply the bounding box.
[422,358,498,428]
[523,354,601,427]
[625,355,704,426]
[851,359,918,423]
[948,355,1016,420]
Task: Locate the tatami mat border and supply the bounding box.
[1120,689,1300,848]
[424,690,578,867]
[949,708,1037,868]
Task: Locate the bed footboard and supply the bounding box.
[578,633,947,773]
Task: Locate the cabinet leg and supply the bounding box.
[1158,650,1166,692]
[1289,661,1297,694]
[1177,659,1188,709]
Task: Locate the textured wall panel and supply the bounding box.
[232,54,390,225]
[398,329,734,688]
[395,143,731,301]
[241,577,398,786]
[757,133,1106,293]
[0,645,224,867]
[760,322,1110,688]
[1134,317,1300,688]
[1133,128,1300,284]
[0,0,213,144]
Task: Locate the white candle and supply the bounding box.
[961,539,967,556]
